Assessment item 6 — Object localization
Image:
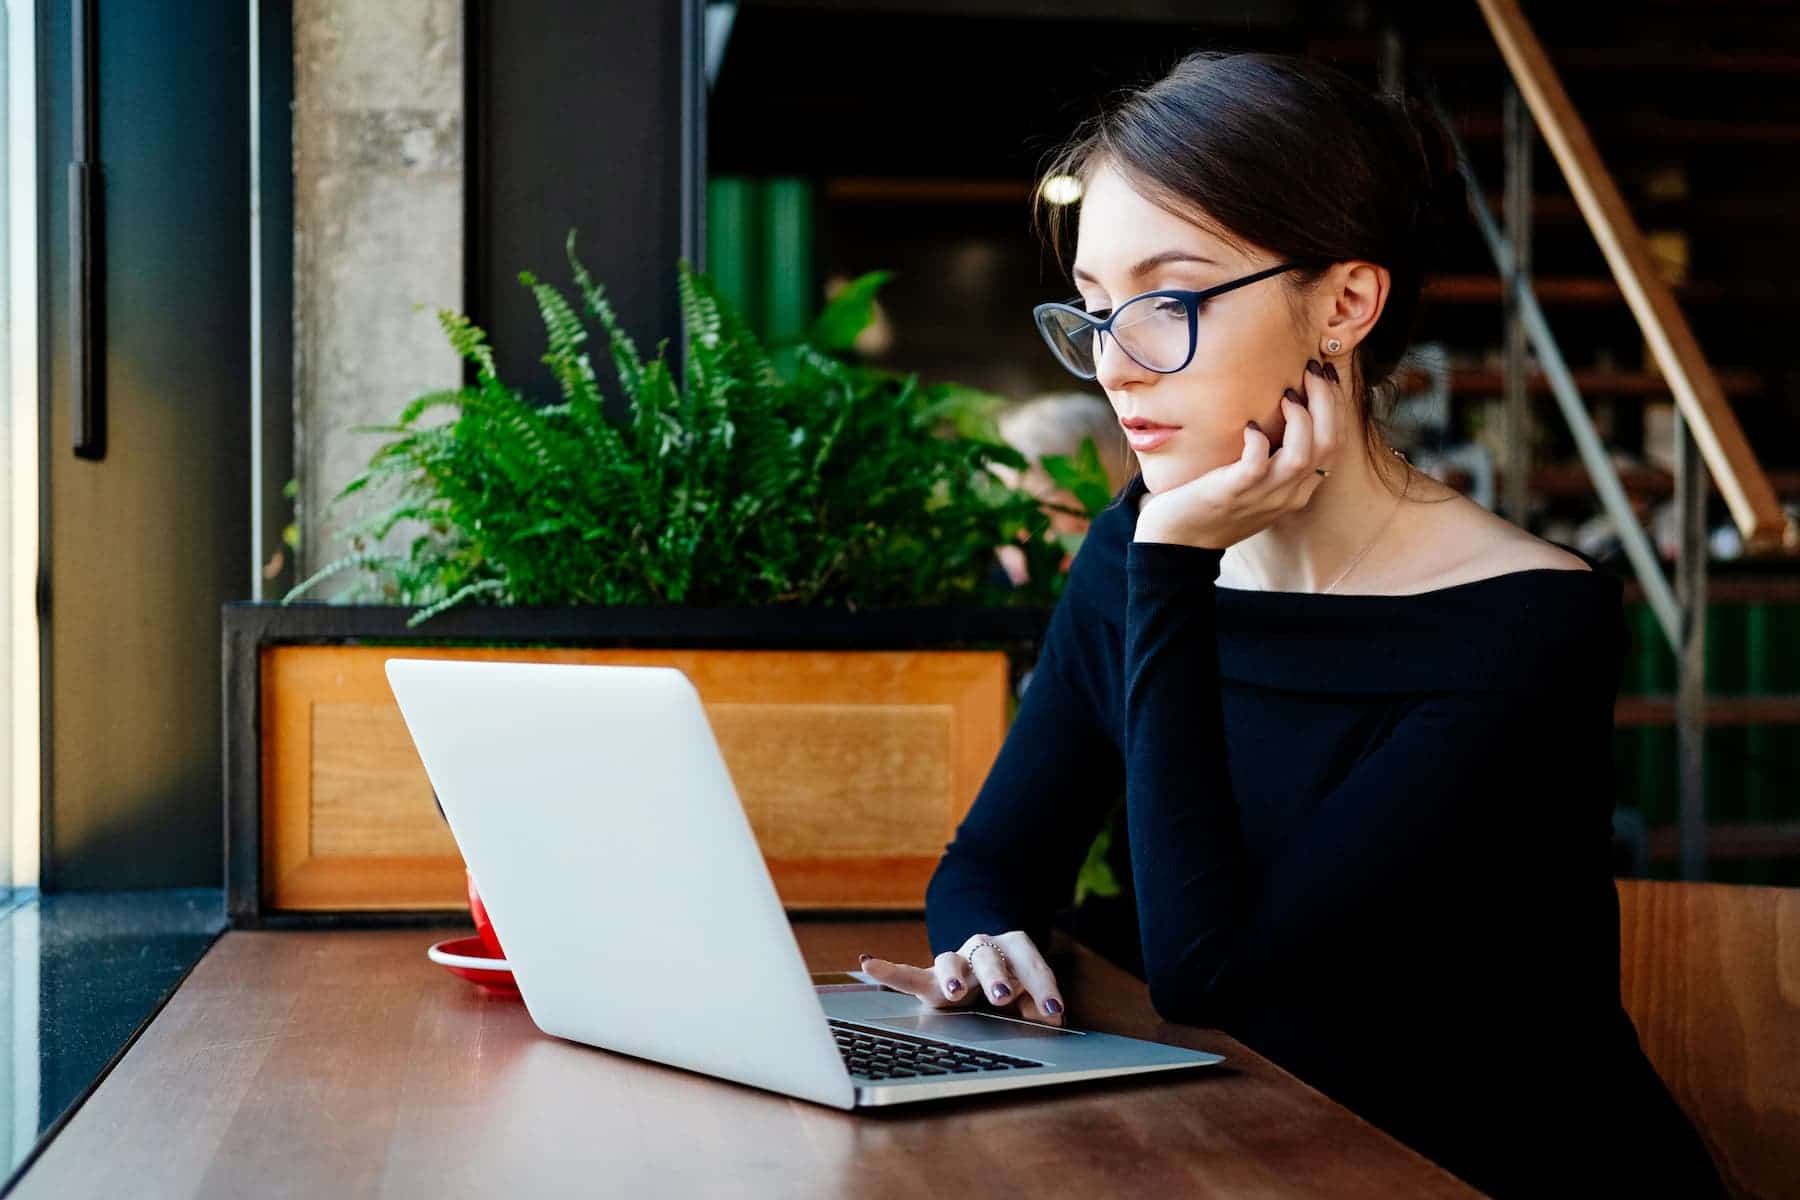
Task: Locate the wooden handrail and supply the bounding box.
[1475,0,1796,554]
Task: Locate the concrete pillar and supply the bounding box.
[292,0,462,595]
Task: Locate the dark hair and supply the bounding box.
[1032,49,1467,494]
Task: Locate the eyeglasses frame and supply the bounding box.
[1032,258,1328,380]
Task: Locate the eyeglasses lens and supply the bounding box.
[1036,294,1192,377]
[1035,307,1098,376]
[1112,295,1192,371]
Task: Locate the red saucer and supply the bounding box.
[427,935,521,997]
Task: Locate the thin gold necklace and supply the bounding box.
[1318,447,1411,595]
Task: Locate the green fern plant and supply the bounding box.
[282,229,1070,626]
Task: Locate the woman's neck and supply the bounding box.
[1219,436,1417,594]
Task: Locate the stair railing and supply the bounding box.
[1387,2,1798,880]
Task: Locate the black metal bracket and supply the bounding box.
[69,0,104,459]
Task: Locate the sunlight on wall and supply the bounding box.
[3,0,38,893]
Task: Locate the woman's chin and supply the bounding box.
[1138,457,1210,495]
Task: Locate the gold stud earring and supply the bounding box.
[1325,338,1342,354]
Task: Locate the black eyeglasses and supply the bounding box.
[1032,259,1324,380]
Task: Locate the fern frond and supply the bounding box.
[281,549,405,603]
[567,230,645,402]
[437,310,500,385]
[404,576,510,628]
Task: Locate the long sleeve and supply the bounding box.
[1121,539,1602,1026]
[923,561,1125,959]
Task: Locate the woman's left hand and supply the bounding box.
[856,933,1067,1027]
[1135,357,1347,550]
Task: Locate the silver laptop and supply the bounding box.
[384,657,1224,1109]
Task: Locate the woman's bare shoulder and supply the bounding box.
[1400,491,1592,591]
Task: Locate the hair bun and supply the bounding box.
[1383,91,1468,266]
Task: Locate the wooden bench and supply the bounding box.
[1617,878,1800,1199]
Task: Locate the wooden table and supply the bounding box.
[11,920,1482,1198]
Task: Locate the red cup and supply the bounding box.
[466,869,506,962]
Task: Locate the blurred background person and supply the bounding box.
[990,391,1134,587]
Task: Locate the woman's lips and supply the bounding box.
[1120,420,1180,452]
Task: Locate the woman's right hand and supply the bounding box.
[1133,356,1346,551]
[858,930,1067,1027]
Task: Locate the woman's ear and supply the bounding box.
[1318,260,1388,357]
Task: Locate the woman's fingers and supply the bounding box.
[1274,385,1314,486]
[933,950,975,1002]
[964,940,1019,1005]
[863,934,1066,1026]
[1236,420,1273,492]
[859,954,963,1007]
[1242,418,1270,464]
[994,934,1066,1025]
[1303,357,1341,459]
[961,933,1066,1026]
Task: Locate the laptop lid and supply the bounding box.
[384,657,857,1110]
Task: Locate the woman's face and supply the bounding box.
[1070,162,1324,496]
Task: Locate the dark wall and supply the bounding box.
[39,0,252,888]
[256,0,295,602]
[466,0,703,409]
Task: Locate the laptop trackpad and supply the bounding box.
[869,1012,1083,1041]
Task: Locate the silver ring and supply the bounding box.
[963,939,1008,970]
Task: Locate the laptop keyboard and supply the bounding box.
[827,1017,1045,1081]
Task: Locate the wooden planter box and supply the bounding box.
[224,602,1050,928]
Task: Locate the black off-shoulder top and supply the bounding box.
[925,471,1725,1198]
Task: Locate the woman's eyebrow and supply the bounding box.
[1071,250,1219,286]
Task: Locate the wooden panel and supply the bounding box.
[1645,823,1800,862]
[710,703,952,859]
[261,645,1006,913]
[1616,694,1800,728]
[1616,879,1800,1199]
[310,703,458,858]
[7,923,1481,1199]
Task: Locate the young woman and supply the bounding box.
[857,50,1726,1198]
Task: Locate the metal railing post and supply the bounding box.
[1675,406,1709,879]
[1502,82,1534,527]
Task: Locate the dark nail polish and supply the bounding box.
[1045,997,1062,1015]
[858,953,870,963]
[1305,358,1324,377]
[1323,361,1339,384]
[1284,387,1307,408]
[1247,419,1261,432]
[946,978,962,994]
[993,983,1011,999]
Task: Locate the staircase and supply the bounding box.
[1315,2,1800,883]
